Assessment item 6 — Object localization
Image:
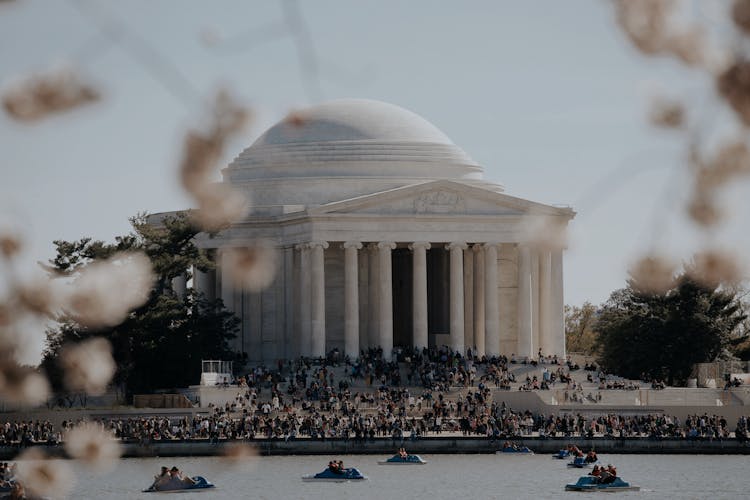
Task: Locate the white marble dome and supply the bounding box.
[224,99,490,211]
[252,98,457,146]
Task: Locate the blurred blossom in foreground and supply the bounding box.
[2,65,99,123]
[67,251,153,328]
[686,193,722,228]
[178,89,250,231]
[59,337,116,396]
[221,442,261,471]
[688,249,744,288]
[628,255,677,295]
[718,60,750,127]
[663,27,706,67]
[191,183,248,233]
[0,358,51,406]
[687,141,750,227]
[520,215,570,249]
[223,243,278,292]
[15,448,75,499]
[0,231,22,260]
[64,422,122,471]
[614,0,709,68]
[614,0,673,56]
[648,96,685,129]
[0,302,12,328]
[732,0,750,35]
[695,141,750,192]
[15,278,64,318]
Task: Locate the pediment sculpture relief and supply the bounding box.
[413,190,466,214]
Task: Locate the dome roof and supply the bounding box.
[226,99,482,180]
[252,98,455,146]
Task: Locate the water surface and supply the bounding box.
[66,453,750,499]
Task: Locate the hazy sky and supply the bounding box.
[1,0,748,309]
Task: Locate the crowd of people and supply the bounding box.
[2,400,749,447]
[1,347,749,448]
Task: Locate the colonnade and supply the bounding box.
[275,240,565,361]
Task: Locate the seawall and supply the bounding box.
[3,436,750,460]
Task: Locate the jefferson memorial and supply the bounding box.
[179,99,574,363]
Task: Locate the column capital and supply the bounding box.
[482,242,502,250]
[294,243,309,251]
[342,241,363,250]
[447,241,468,251]
[377,241,396,251]
[309,241,329,250]
[408,241,431,251]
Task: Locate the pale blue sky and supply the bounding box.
[1,0,748,308]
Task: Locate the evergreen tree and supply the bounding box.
[596,275,746,385]
[42,212,239,397]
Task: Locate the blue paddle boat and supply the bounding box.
[302,467,368,482]
[378,454,427,465]
[565,476,639,492]
[552,449,570,459]
[143,476,215,493]
[496,445,534,454]
[567,456,597,468]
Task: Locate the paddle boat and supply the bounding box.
[565,476,640,492]
[302,467,368,482]
[496,443,534,454]
[143,476,215,493]
[552,449,570,459]
[567,456,597,468]
[378,454,427,465]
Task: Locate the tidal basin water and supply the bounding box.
[66,453,750,499]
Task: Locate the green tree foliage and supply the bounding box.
[564,302,599,355]
[42,213,239,397]
[595,276,746,385]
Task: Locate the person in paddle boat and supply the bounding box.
[150,466,171,490]
[589,465,601,477]
[328,460,345,474]
[502,441,520,450]
[168,466,196,488]
[597,464,617,484]
[585,450,598,463]
[398,447,408,459]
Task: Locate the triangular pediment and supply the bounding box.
[309,180,573,217]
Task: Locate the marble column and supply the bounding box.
[193,265,216,302]
[550,249,566,357]
[538,249,552,357]
[296,243,312,357]
[343,241,362,359]
[309,241,328,358]
[483,243,500,356]
[448,242,467,354]
[517,244,533,359]
[367,243,380,349]
[463,247,474,354]
[472,244,486,357]
[172,273,187,299]
[220,250,238,353]
[531,248,540,358]
[409,242,430,350]
[377,241,396,359]
[220,249,235,313]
